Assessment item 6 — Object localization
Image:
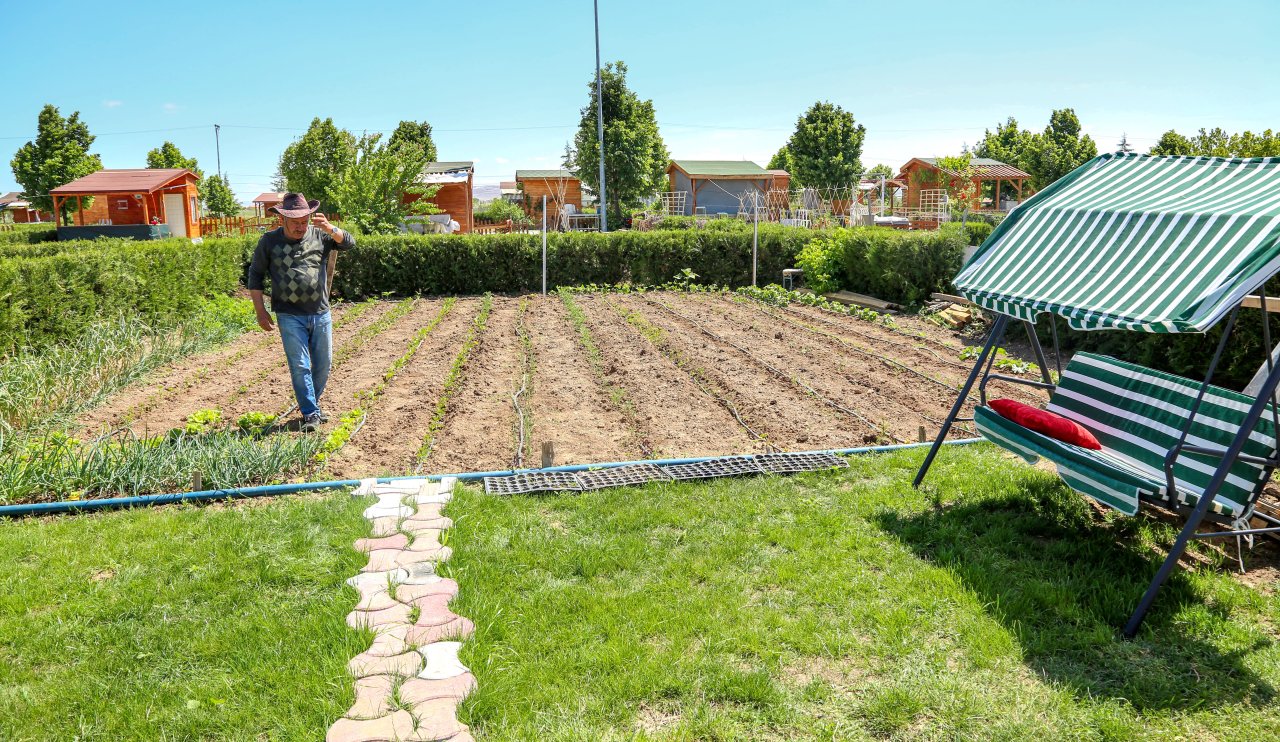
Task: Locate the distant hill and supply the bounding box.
[473,183,501,203]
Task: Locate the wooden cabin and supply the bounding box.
[665,160,775,216]
[50,168,200,240]
[252,192,285,219]
[403,162,474,233]
[515,169,582,224]
[896,157,1031,213]
[0,192,50,223]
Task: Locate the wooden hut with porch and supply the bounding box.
[50,169,201,240]
[515,169,582,224]
[897,157,1032,215]
[0,192,50,223]
[403,162,474,233]
[252,192,285,220]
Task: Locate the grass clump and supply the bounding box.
[443,444,1280,740]
[0,490,369,739]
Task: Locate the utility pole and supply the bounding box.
[542,195,548,295]
[593,0,607,233]
[214,124,223,181]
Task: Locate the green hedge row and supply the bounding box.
[0,225,57,245]
[329,226,821,298]
[0,237,248,352]
[797,227,966,304]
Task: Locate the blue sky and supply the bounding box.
[2,0,1276,202]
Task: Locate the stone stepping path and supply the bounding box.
[329,477,476,742]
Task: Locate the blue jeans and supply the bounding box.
[277,312,332,417]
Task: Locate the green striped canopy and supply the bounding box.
[956,153,1280,332]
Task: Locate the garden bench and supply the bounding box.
[974,352,1279,522]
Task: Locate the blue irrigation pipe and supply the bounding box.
[0,438,985,518]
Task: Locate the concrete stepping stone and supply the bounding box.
[349,650,423,679]
[395,578,458,603]
[397,674,476,705]
[369,516,402,538]
[346,674,397,720]
[403,698,468,741]
[354,589,400,613]
[356,533,410,553]
[401,562,441,584]
[405,594,459,628]
[326,708,414,742]
[402,530,444,552]
[405,617,474,646]
[388,548,451,571]
[364,492,414,520]
[348,602,413,631]
[364,626,411,658]
[417,641,468,680]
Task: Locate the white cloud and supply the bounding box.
[103,100,123,108]
[162,102,179,112]
[494,156,510,164]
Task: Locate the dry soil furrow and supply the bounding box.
[325,300,479,479]
[612,294,868,450]
[524,296,636,465]
[297,300,448,427]
[123,302,396,435]
[575,294,757,458]
[778,299,971,359]
[428,298,525,475]
[672,293,972,441]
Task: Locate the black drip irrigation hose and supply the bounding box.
[642,296,898,444]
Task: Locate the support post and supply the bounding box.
[913,313,1009,488]
[752,192,759,286]
[541,195,548,296]
[1124,356,1280,638]
[1022,319,1054,386]
[592,0,607,233]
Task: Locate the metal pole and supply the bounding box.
[541,195,548,295]
[913,314,1009,488]
[593,0,607,233]
[214,124,222,181]
[752,192,759,286]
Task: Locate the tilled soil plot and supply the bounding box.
[326,299,480,479]
[426,298,525,475]
[575,294,759,458]
[744,298,1050,411]
[610,294,868,450]
[101,302,394,436]
[522,297,634,465]
[669,294,971,443]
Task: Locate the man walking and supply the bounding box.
[247,192,355,432]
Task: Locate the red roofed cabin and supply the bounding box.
[897,157,1031,214]
[402,162,475,233]
[50,168,201,240]
[515,169,583,225]
[0,192,51,223]
[253,192,285,220]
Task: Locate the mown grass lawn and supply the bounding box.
[0,492,369,740]
[444,445,1280,740]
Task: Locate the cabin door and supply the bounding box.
[163,193,187,238]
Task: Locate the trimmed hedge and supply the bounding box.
[0,225,57,245]
[796,227,965,305]
[330,226,819,298]
[0,237,249,352]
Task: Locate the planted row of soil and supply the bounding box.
[71,292,1047,480]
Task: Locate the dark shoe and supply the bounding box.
[317,409,330,424]
[301,412,322,433]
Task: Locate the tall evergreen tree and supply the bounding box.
[386,121,438,162]
[784,101,865,188]
[10,104,102,223]
[564,61,668,225]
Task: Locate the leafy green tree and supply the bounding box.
[10,104,103,223]
[784,101,866,188]
[1026,108,1097,190]
[1150,127,1280,157]
[974,117,1035,170]
[201,174,239,217]
[326,134,438,235]
[276,117,357,212]
[767,146,792,172]
[865,163,895,179]
[386,120,438,162]
[146,141,203,178]
[564,61,668,226]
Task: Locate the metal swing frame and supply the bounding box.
[912,281,1280,638]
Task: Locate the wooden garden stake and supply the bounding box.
[541,441,555,469]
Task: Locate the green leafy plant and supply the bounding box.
[182,409,222,436]
[236,411,277,437]
[415,295,493,467]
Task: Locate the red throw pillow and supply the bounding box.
[988,398,1102,450]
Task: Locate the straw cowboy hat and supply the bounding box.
[268,192,320,218]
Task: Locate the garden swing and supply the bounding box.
[913,152,1280,638]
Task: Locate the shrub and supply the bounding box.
[475,199,531,227]
[805,227,965,305]
[0,225,56,245]
[0,236,249,352]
